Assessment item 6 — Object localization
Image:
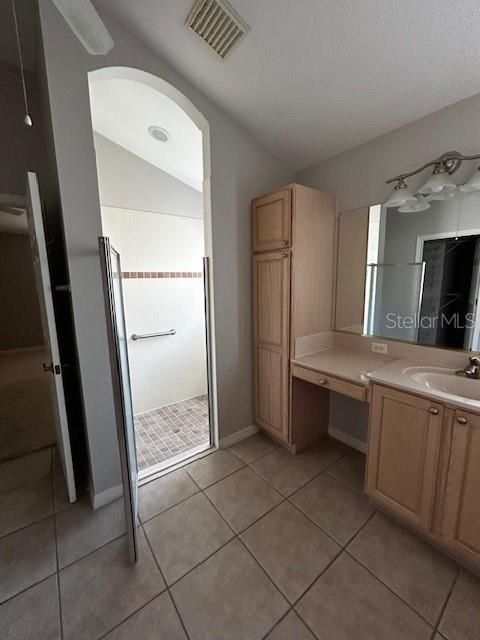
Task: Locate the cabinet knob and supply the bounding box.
[282,252,288,258]
[282,239,288,246]
[319,378,328,385]
[457,416,468,425]
[429,407,439,415]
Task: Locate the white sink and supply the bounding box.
[403,365,480,402]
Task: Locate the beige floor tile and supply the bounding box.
[205,467,283,532]
[349,512,457,624]
[296,553,432,640]
[138,469,198,522]
[241,501,340,602]
[266,611,316,640]
[144,492,234,585]
[0,575,60,640]
[439,570,480,640]
[229,433,278,464]
[60,530,165,640]
[326,449,366,494]
[171,538,288,640]
[291,473,374,544]
[56,497,126,568]
[0,476,53,537]
[103,592,187,640]
[0,518,56,603]
[0,448,52,494]
[250,448,320,496]
[298,437,347,470]
[185,449,244,489]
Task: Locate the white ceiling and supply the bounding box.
[89,77,203,190]
[95,0,480,171]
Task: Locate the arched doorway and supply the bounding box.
[88,67,217,484]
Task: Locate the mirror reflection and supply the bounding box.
[335,191,480,350]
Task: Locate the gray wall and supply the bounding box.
[0,61,42,196]
[0,61,44,349]
[298,92,480,213]
[0,233,44,350]
[297,89,480,446]
[93,133,203,218]
[38,0,293,500]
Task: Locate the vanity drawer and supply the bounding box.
[291,364,367,402]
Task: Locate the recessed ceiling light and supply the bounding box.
[148,125,170,142]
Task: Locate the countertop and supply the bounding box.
[291,348,393,386]
[367,358,480,412]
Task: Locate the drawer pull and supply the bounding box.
[429,407,439,415]
[282,239,288,246]
[282,252,288,258]
[319,378,328,385]
[457,416,468,425]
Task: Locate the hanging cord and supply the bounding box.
[11,0,32,127]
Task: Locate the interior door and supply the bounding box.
[26,172,76,503]
[464,238,480,350]
[99,237,138,563]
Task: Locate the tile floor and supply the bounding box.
[1,435,480,640]
[134,395,210,471]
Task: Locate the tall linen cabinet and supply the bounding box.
[252,184,335,446]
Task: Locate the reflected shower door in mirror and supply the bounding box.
[335,192,480,351]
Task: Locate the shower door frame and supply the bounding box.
[135,253,216,482]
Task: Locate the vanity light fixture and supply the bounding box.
[384,178,417,208]
[418,163,457,195]
[384,151,480,210]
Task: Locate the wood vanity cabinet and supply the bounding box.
[252,250,291,440]
[367,384,444,531]
[368,383,480,571]
[252,188,292,252]
[441,410,480,566]
[252,184,335,444]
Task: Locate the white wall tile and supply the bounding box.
[102,206,207,413]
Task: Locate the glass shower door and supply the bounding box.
[99,237,138,563]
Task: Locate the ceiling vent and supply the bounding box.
[186,0,249,60]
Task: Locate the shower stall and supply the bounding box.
[101,204,212,476]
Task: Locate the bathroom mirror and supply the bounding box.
[335,191,480,351]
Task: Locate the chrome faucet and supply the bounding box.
[456,356,480,379]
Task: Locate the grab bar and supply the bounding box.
[131,329,176,340]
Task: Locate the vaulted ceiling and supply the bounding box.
[95,0,480,171]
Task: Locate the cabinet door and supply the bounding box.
[252,188,291,252]
[367,385,443,530]
[441,411,480,566]
[253,251,290,441]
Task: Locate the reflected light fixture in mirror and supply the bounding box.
[398,195,430,213]
[460,166,480,192]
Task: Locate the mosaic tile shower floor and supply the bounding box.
[134,395,210,471]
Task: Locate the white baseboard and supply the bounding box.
[219,424,259,449]
[328,426,367,454]
[91,483,123,510]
